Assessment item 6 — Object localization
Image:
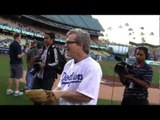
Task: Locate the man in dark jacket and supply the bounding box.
[32,33,59,91]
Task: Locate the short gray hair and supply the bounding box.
[66,28,90,54]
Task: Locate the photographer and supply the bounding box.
[32,33,59,92]
[117,47,153,105]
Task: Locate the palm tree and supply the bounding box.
[141,37,146,43]
[119,25,123,29]
[107,27,112,30]
[150,32,154,35]
[140,27,144,30]
[139,26,145,43]
[140,32,145,36]
[125,23,129,26]
[128,28,133,31]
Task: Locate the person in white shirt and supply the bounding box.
[52,28,102,105]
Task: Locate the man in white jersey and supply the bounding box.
[52,28,102,105]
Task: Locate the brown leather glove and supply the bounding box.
[25,89,57,105]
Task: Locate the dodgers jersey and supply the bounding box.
[58,56,102,105]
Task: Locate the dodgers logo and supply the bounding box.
[61,72,83,84]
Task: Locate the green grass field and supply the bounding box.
[0,55,159,105]
[0,55,33,105]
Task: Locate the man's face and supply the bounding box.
[64,33,80,58]
[44,34,52,46]
[17,35,21,41]
[31,42,36,47]
[135,49,146,63]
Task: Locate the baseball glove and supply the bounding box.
[25,89,57,105]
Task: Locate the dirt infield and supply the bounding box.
[21,71,160,105]
[100,75,160,105]
[102,75,159,88]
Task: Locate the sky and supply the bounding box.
[92,15,160,45]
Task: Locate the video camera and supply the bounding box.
[114,56,132,74]
[30,56,41,76]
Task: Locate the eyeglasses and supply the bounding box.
[65,41,78,44]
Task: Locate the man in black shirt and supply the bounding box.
[6,33,25,96]
[32,33,59,90]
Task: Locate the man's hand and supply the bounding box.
[124,74,134,80]
[38,62,45,69]
[52,90,62,99]
[17,52,25,58]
